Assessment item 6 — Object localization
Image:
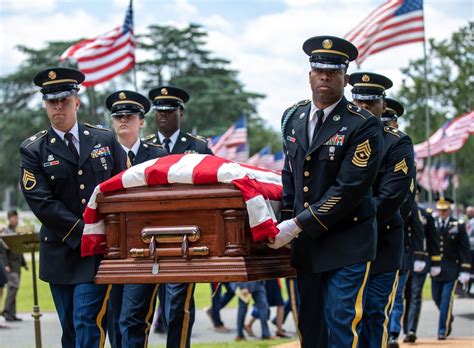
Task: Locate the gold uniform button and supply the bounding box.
[78,169,83,175]
[303,186,309,192]
[440,241,444,246]
[304,202,309,208]
[304,171,310,177]
[353,217,358,222]
[306,156,311,161]
[81,198,86,204]
[44,236,48,241]
[80,184,85,190]
[386,225,390,230]
[50,175,55,180]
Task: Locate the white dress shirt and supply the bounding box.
[120,138,141,156]
[158,129,180,153]
[53,122,80,155]
[307,99,341,143]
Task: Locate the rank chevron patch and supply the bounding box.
[352,140,371,167]
[22,169,37,190]
[394,158,408,175]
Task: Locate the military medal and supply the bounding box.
[329,146,335,160]
[100,157,108,170]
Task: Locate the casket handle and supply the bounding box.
[141,226,201,243]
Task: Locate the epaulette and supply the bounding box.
[187,133,208,143]
[384,126,400,138]
[147,143,163,148]
[142,134,156,142]
[23,130,47,148]
[347,103,367,119]
[281,99,310,142]
[84,123,111,131]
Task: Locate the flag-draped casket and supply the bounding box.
[81,154,295,284]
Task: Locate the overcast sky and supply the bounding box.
[1,0,472,131]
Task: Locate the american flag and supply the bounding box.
[248,146,274,169]
[414,111,474,159]
[268,151,285,172]
[211,116,248,160]
[60,1,135,87]
[345,0,425,65]
[81,154,282,256]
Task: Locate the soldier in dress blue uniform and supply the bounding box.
[145,85,213,348]
[268,36,384,348]
[20,67,127,348]
[379,99,424,347]
[105,90,167,348]
[431,197,471,340]
[349,73,416,348]
[403,187,440,343]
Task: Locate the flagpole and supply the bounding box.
[421,2,433,205]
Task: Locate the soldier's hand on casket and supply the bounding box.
[458,272,470,285]
[413,260,426,273]
[430,266,441,277]
[267,219,302,249]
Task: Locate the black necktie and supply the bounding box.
[127,150,135,168]
[314,109,325,136]
[64,133,79,161]
[163,138,171,154]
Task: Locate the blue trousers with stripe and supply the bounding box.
[50,282,109,348]
[431,279,456,336]
[297,262,370,348]
[359,271,399,348]
[164,283,196,348]
[389,272,408,335]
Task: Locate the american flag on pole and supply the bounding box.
[81,154,282,256]
[60,0,135,87]
[345,0,425,65]
[268,151,285,172]
[248,146,274,169]
[211,116,248,161]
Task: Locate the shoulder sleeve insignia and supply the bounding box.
[22,169,37,191]
[394,158,408,175]
[352,139,371,167]
[84,123,111,131]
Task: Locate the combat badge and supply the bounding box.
[352,139,371,168]
[394,158,408,175]
[22,169,36,190]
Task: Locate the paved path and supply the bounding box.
[1,299,473,347]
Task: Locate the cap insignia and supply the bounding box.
[119,92,126,100]
[161,88,168,95]
[322,39,333,49]
[48,71,57,80]
[362,74,370,82]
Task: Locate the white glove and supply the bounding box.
[267,219,302,249]
[430,266,441,277]
[414,260,426,273]
[458,272,470,285]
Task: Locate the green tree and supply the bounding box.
[397,22,474,205]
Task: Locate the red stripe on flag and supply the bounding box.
[192,155,230,184]
[145,155,184,185]
[82,60,135,87]
[99,171,125,192]
[81,234,106,257]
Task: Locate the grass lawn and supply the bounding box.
[12,255,434,314]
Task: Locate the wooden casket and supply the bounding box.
[94,183,295,284]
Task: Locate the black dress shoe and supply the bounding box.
[404,331,417,343]
[388,336,399,348]
[438,334,446,340]
[12,316,22,321]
